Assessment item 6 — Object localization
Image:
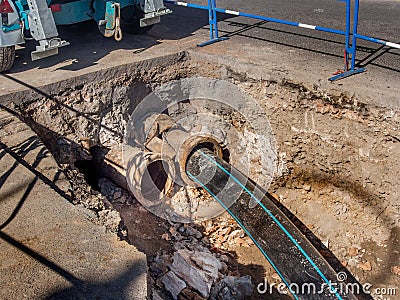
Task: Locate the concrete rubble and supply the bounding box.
[170,249,221,297]
[147,220,254,300]
[78,162,256,300]
[161,271,187,300]
[210,275,254,300]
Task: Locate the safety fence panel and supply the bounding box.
[164,0,400,81]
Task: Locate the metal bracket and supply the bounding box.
[98,1,122,40]
[140,8,171,27]
[198,37,228,47]
[328,68,366,81]
[31,38,69,60]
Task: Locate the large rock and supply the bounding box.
[191,251,222,280]
[170,249,222,298]
[161,271,187,300]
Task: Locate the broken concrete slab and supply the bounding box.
[0,107,147,300]
[190,251,222,281]
[170,249,222,298]
[161,271,187,300]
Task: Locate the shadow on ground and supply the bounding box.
[215,17,400,74]
[0,229,145,300]
[10,6,229,73]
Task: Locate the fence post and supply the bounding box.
[350,0,362,70]
[329,0,366,81]
[198,0,228,46]
[344,0,351,71]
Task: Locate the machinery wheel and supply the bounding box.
[0,46,15,72]
[120,5,153,34]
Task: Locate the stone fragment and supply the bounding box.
[230,229,244,239]
[191,251,222,280]
[173,241,186,251]
[171,249,221,298]
[358,261,372,271]
[185,226,203,239]
[152,289,164,300]
[348,258,359,267]
[392,266,400,276]
[161,271,187,300]
[161,233,171,241]
[210,275,254,300]
[187,242,208,253]
[348,247,359,256]
[221,226,232,235]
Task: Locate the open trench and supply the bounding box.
[8,51,400,299]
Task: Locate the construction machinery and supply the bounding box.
[0,0,171,71]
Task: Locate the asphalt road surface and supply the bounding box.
[2,0,399,100]
[178,0,400,74]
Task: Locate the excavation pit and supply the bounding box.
[3,51,399,299]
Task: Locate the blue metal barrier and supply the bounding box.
[330,0,366,80]
[164,0,400,81]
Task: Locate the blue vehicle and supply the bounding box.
[0,0,171,71]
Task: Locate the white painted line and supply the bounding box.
[386,41,400,49]
[177,1,188,6]
[299,23,316,30]
[225,10,240,15]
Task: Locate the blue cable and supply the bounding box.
[187,171,300,300]
[197,150,343,300]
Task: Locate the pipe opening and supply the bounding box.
[177,135,225,187]
[73,145,107,191]
[191,141,230,164]
[191,141,217,156]
[141,159,171,201]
